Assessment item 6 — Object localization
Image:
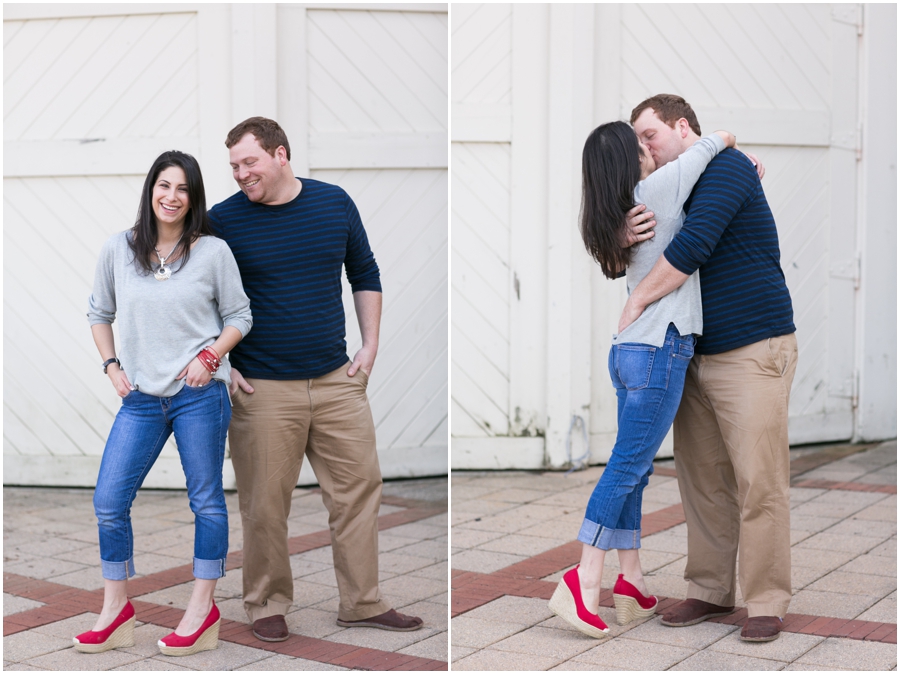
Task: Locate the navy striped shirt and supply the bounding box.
[664,148,795,355]
[209,178,381,379]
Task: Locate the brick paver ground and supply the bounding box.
[451,441,897,671]
[4,477,448,671]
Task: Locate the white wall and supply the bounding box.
[3,3,449,487]
[451,3,896,471]
[856,3,897,441]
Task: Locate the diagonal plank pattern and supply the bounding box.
[5,13,199,141]
[450,142,511,438]
[450,3,511,106]
[308,9,447,134]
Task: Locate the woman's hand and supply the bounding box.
[107,365,134,398]
[745,152,765,179]
[618,295,646,334]
[177,358,213,387]
[734,144,765,179]
[622,204,655,247]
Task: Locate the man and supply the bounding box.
[209,117,422,641]
[623,95,797,642]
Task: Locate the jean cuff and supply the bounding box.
[577,519,641,550]
[193,557,226,580]
[101,557,135,581]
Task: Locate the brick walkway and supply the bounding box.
[4,478,448,671]
[451,441,897,671]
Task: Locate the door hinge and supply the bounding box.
[832,4,863,34]
[829,253,861,289]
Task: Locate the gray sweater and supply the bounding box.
[87,232,253,397]
[613,134,726,347]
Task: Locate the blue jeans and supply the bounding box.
[578,324,695,550]
[93,381,230,580]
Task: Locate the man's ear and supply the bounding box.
[677,118,690,138]
[276,146,288,165]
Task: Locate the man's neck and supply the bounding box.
[264,172,303,206]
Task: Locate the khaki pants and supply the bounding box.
[673,334,798,618]
[229,364,391,622]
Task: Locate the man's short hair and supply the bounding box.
[225,117,291,160]
[630,94,702,136]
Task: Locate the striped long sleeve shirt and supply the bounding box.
[208,178,381,380]
[663,148,795,355]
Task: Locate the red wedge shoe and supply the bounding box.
[613,574,658,625]
[158,603,220,656]
[73,601,136,653]
[548,565,609,638]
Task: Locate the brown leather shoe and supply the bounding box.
[660,599,735,627]
[740,616,782,642]
[252,615,289,642]
[336,609,423,632]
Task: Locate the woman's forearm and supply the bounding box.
[209,326,244,359]
[91,323,117,362]
[713,130,736,149]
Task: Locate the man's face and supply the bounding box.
[633,108,686,168]
[229,133,285,204]
[637,136,656,178]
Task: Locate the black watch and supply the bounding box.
[102,357,121,374]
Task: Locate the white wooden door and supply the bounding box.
[303,6,448,479]
[450,4,550,467]
[450,3,864,470]
[3,3,448,487]
[450,4,513,448]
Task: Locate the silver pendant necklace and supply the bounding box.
[154,242,178,281]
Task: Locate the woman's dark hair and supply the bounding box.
[580,121,642,279]
[129,150,211,274]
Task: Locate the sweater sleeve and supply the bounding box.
[87,234,119,326]
[663,150,759,275]
[212,241,253,338]
[343,193,382,293]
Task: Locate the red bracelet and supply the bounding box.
[197,347,221,374]
[200,349,220,371]
[196,354,215,374]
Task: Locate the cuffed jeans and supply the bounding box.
[94,381,230,581]
[578,324,695,550]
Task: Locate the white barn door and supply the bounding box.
[450,4,551,467]
[450,3,863,470]
[303,6,448,479]
[3,4,448,487]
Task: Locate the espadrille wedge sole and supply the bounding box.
[548,568,609,639]
[613,592,658,625]
[73,615,136,653]
[158,618,220,656]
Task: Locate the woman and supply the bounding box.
[76,151,252,656]
[549,122,739,637]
